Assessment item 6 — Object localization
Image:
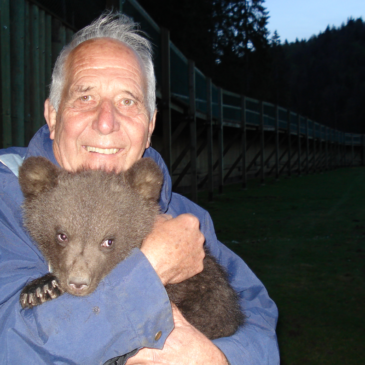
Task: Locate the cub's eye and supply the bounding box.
[57,233,68,241]
[121,99,134,106]
[56,233,68,246]
[101,239,114,249]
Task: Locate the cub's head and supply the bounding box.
[19,157,163,296]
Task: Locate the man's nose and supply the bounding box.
[93,100,120,134]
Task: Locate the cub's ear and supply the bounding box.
[19,157,60,199]
[124,158,163,201]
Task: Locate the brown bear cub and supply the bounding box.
[19,156,244,340]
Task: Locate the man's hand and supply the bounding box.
[125,304,229,365]
[141,214,205,285]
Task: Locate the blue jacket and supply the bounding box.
[0,125,279,364]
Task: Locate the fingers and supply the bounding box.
[141,213,205,285]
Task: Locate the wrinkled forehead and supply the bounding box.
[63,37,147,93]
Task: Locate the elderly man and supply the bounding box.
[0,13,279,365]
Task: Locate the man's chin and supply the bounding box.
[77,155,132,173]
[79,161,121,173]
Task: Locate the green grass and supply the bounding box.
[197,168,365,365]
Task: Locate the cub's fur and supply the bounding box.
[19,156,244,339]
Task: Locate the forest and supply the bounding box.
[37,0,365,133]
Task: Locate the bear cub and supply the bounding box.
[19,156,244,340]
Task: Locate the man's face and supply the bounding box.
[45,38,156,173]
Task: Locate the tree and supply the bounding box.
[267,17,365,133]
[212,0,270,96]
[270,30,281,46]
[213,0,269,61]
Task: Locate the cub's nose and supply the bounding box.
[67,277,91,293]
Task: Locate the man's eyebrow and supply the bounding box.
[123,90,143,103]
[73,85,95,93]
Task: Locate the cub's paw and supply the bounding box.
[20,273,64,309]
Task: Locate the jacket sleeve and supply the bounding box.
[0,187,174,364]
[202,211,280,365]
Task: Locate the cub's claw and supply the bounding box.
[20,273,64,309]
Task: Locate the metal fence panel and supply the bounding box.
[170,42,189,104]
[223,92,241,122]
[195,68,207,114]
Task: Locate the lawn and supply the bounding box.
[198,167,365,364]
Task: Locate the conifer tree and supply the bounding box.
[213,0,270,95]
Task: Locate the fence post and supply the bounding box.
[39,9,46,118]
[331,129,334,169]
[312,122,316,172]
[339,132,342,167]
[218,88,224,193]
[161,28,172,174]
[334,130,337,167]
[260,101,265,185]
[339,132,341,166]
[319,125,323,172]
[344,133,347,166]
[24,1,32,143]
[206,79,213,200]
[325,127,329,170]
[333,130,336,168]
[30,4,42,133]
[328,129,331,169]
[188,61,197,202]
[297,114,301,176]
[306,118,309,174]
[1,0,12,147]
[287,110,291,176]
[10,0,25,146]
[275,105,279,180]
[45,14,52,97]
[52,18,62,66]
[241,96,247,189]
[336,131,339,167]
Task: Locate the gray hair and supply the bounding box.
[49,12,156,119]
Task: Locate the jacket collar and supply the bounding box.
[25,125,60,167]
[26,125,172,213]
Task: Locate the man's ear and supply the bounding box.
[44,99,57,140]
[19,157,60,199]
[146,110,157,149]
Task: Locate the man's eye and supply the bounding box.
[121,99,134,106]
[80,95,92,102]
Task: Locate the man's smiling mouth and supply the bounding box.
[85,146,120,155]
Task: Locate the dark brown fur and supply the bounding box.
[19,156,244,339]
